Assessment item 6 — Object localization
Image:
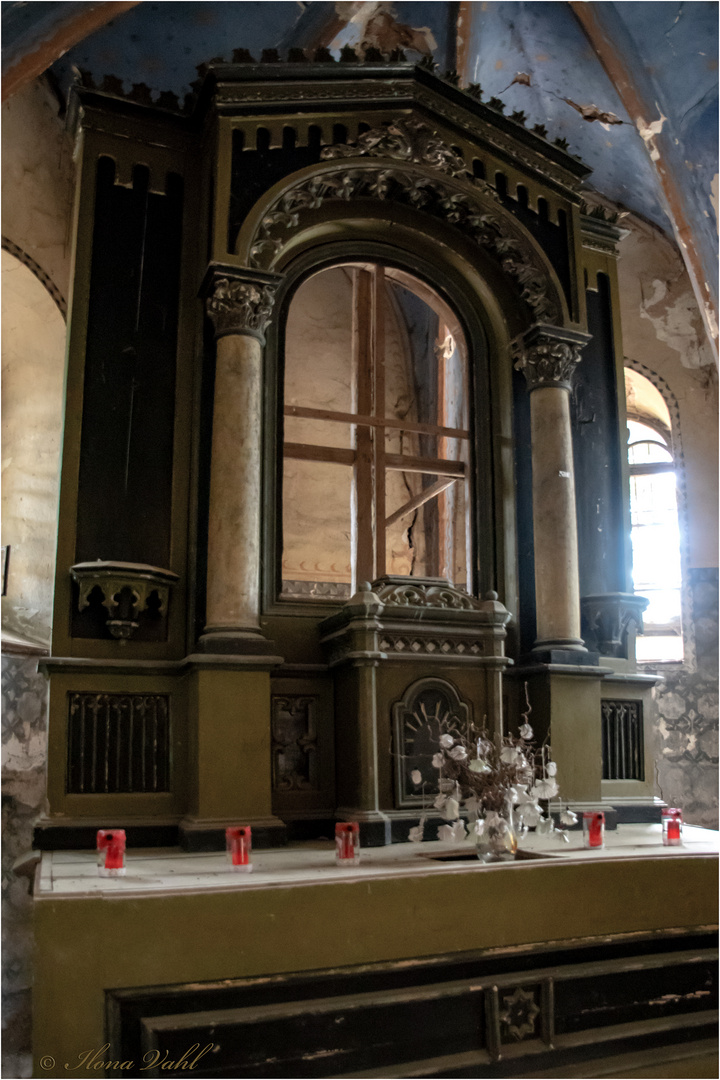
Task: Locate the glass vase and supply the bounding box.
[476,801,519,863]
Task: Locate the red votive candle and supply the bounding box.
[225,826,253,872]
[583,812,605,849]
[96,829,126,877]
[335,822,360,865]
[662,808,683,847]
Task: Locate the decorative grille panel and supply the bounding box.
[601,699,644,781]
[66,692,171,793]
[271,695,319,792]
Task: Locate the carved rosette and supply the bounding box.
[512,324,591,391]
[204,269,278,340]
[499,986,541,1041]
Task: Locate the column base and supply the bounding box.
[198,626,277,657]
[530,638,594,665]
[179,816,287,852]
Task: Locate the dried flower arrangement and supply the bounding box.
[407,684,578,856]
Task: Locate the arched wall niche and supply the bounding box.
[259,233,522,639]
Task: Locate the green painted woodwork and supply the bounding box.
[186,669,273,821]
[514,667,605,803]
[33,854,717,1074]
[51,110,197,664]
[45,65,637,836]
[44,670,187,821]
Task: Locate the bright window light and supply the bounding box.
[627,415,683,663]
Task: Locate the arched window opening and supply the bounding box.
[625,369,683,663]
[281,263,472,601]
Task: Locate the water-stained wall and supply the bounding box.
[1,78,72,1080]
[618,216,718,827]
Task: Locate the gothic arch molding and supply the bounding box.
[234,119,570,331]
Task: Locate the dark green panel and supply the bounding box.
[572,273,627,596]
[75,157,183,571]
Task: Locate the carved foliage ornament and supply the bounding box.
[376,580,483,610]
[320,117,469,178]
[248,121,560,322]
[512,330,588,390]
[206,277,277,337]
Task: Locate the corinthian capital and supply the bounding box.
[202,264,281,341]
[512,324,591,391]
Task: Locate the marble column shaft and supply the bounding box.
[206,332,262,631]
[514,325,591,653]
[202,270,277,648]
[530,386,581,645]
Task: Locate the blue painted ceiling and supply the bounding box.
[2,1,717,298]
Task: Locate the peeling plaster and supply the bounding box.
[710,174,719,234]
[636,110,667,162]
[332,2,435,58]
[639,276,714,369]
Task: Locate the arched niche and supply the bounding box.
[392,676,471,808]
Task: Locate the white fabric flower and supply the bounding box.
[519,722,533,740]
[546,761,558,777]
[516,801,542,827]
[433,793,447,810]
[464,795,481,816]
[442,798,460,820]
[536,815,554,835]
[532,777,559,800]
[510,784,529,804]
[408,825,424,843]
[500,745,519,764]
[410,769,422,786]
[448,745,468,761]
[469,758,491,774]
[439,733,455,749]
[438,821,467,843]
[558,830,571,843]
[473,818,485,837]
[560,807,577,826]
[432,752,444,769]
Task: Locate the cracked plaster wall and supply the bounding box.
[2,78,72,1080]
[617,218,718,828]
[1,78,73,304]
[1,653,48,1080]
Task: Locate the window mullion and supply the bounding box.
[352,268,375,588]
[372,265,386,580]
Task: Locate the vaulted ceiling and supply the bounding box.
[2,1,717,349]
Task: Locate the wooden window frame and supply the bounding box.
[282,264,471,591]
